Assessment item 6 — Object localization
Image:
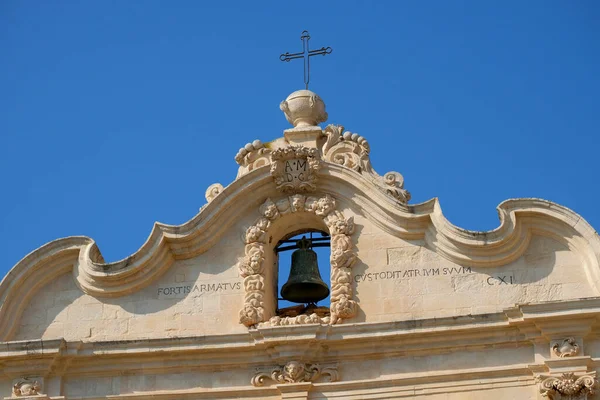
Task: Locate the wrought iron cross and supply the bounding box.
[280,30,332,90]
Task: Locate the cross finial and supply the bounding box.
[280,30,332,90]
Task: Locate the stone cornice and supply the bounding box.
[2,299,599,379]
[1,162,599,340]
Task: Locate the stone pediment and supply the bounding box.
[1,90,600,345]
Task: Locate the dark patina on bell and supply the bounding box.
[281,237,330,304]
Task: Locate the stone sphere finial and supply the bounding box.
[280,90,328,128]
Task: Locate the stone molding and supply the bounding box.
[3,300,600,397]
[251,361,339,386]
[1,163,600,340]
[537,372,598,399]
[238,194,357,327]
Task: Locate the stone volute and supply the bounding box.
[280,90,328,128]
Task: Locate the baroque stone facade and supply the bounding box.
[1,89,600,399]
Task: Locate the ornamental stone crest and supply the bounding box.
[270,146,321,193]
[538,372,598,400]
[232,91,411,204]
[234,139,272,178]
[553,337,581,358]
[251,361,339,386]
[238,194,357,327]
[12,378,42,397]
[322,124,411,204]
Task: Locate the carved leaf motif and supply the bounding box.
[538,372,598,399]
[382,171,411,204]
[243,275,265,292]
[322,124,371,173]
[12,379,42,397]
[251,362,339,387]
[552,337,580,358]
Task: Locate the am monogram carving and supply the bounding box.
[270,146,321,193]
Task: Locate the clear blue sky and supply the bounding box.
[1,1,598,279]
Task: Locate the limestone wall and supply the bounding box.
[12,195,598,341]
[352,211,594,323]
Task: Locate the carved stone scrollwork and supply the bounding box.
[270,146,321,193]
[538,372,598,399]
[251,361,339,387]
[553,337,581,358]
[321,124,411,204]
[205,183,224,203]
[381,171,411,204]
[12,379,42,397]
[238,194,357,327]
[235,139,272,178]
[322,124,371,173]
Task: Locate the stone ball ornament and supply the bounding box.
[280,89,328,127]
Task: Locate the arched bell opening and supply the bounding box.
[239,194,358,327]
[275,229,332,319]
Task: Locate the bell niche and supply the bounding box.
[276,231,332,314]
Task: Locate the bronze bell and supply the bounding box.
[281,236,330,304]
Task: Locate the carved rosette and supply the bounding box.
[235,139,272,178]
[322,124,411,204]
[538,372,598,400]
[270,146,321,193]
[12,379,42,397]
[251,361,339,387]
[553,337,581,358]
[238,194,358,327]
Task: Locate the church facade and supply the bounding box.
[1,90,600,399]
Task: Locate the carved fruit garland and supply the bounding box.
[238,194,357,327]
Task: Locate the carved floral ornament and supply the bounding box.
[12,379,42,397]
[538,372,598,400]
[232,124,411,203]
[238,194,357,327]
[553,337,581,358]
[251,361,339,387]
